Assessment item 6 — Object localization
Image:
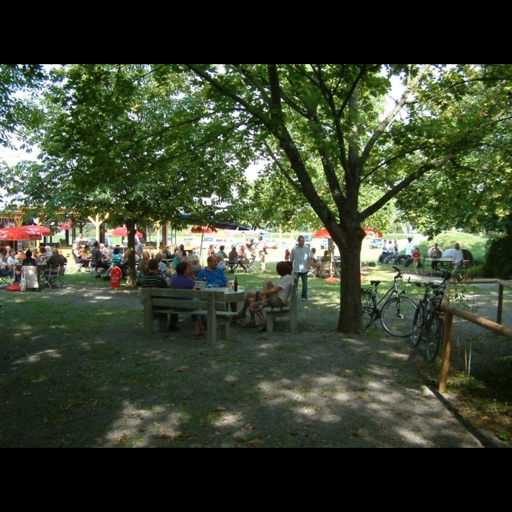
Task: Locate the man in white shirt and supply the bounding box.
[404,237,414,257]
[290,235,313,300]
[452,242,465,278]
[255,236,267,272]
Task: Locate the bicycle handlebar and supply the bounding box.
[392,266,403,279]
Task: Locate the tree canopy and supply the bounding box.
[3,63,512,330]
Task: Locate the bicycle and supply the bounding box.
[361,266,417,337]
[410,270,451,362]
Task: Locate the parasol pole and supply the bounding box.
[200,231,205,266]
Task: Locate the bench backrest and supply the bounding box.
[140,288,233,343]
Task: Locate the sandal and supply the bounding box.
[233,312,247,320]
[256,325,267,332]
[251,301,268,312]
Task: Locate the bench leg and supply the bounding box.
[290,311,298,334]
[266,313,276,333]
[218,320,230,340]
[157,313,168,333]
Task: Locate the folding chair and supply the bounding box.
[73,252,89,272]
[243,256,256,273]
[90,261,104,278]
[20,266,40,291]
[0,267,14,286]
[227,257,239,274]
[42,264,66,288]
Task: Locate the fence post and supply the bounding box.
[439,311,453,393]
[498,283,504,325]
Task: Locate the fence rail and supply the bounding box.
[438,279,512,392]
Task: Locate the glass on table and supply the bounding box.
[194,280,206,290]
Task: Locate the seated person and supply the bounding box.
[309,248,323,277]
[72,242,90,268]
[429,242,443,270]
[37,246,50,265]
[110,247,123,267]
[155,252,172,280]
[21,250,37,267]
[227,246,239,272]
[106,247,124,277]
[138,250,151,277]
[168,261,205,336]
[46,248,68,273]
[216,245,228,260]
[171,250,184,271]
[6,249,19,283]
[162,246,174,259]
[140,258,169,289]
[185,254,202,278]
[215,253,227,273]
[319,249,331,277]
[234,261,293,332]
[100,243,111,260]
[196,255,229,288]
[91,241,110,276]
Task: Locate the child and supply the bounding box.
[412,246,421,275]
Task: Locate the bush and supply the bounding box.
[481,234,512,279]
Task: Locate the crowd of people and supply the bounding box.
[0,243,68,286]
[375,237,468,278]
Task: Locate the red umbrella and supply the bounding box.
[189,225,217,234]
[0,227,42,241]
[363,227,382,238]
[20,225,51,236]
[107,227,143,237]
[312,228,337,277]
[313,228,331,239]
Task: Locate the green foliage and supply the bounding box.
[5,63,512,333]
[481,233,512,279]
[413,231,488,265]
[0,64,45,147]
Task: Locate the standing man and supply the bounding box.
[428,242,443,271]
[452,242,465,279]
[404,237,414,257]
[255,236,267,272]
[290,235,313,301]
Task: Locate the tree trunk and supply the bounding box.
[125,220,138,289]
[335,229,365,334]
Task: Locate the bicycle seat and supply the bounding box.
[370,280,381,286]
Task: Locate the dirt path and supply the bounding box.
[0,281,510,447]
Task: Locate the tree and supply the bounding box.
[6,64,512,331]
[4,64,257,285]
[178,64,512,333]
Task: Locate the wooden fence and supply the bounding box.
[438,279,512,392]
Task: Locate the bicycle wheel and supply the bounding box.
[425,313,443,362]
[380,296,417,337]
[361,290,376,329]
[410,303,425,347]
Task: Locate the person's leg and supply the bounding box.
[246,299,260,327]
[234,290,257,319]
[191,314,202,336]
[299,271,308,299]
[169,313,180,331]
[255,308,266,331]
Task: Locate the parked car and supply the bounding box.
[369,237,384,249]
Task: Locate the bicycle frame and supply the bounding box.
[411,270,451,361]
[366,266,408,312]
[362,266,417,337]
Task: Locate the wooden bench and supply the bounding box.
[139,288,240,344]
[262,280,298,333]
